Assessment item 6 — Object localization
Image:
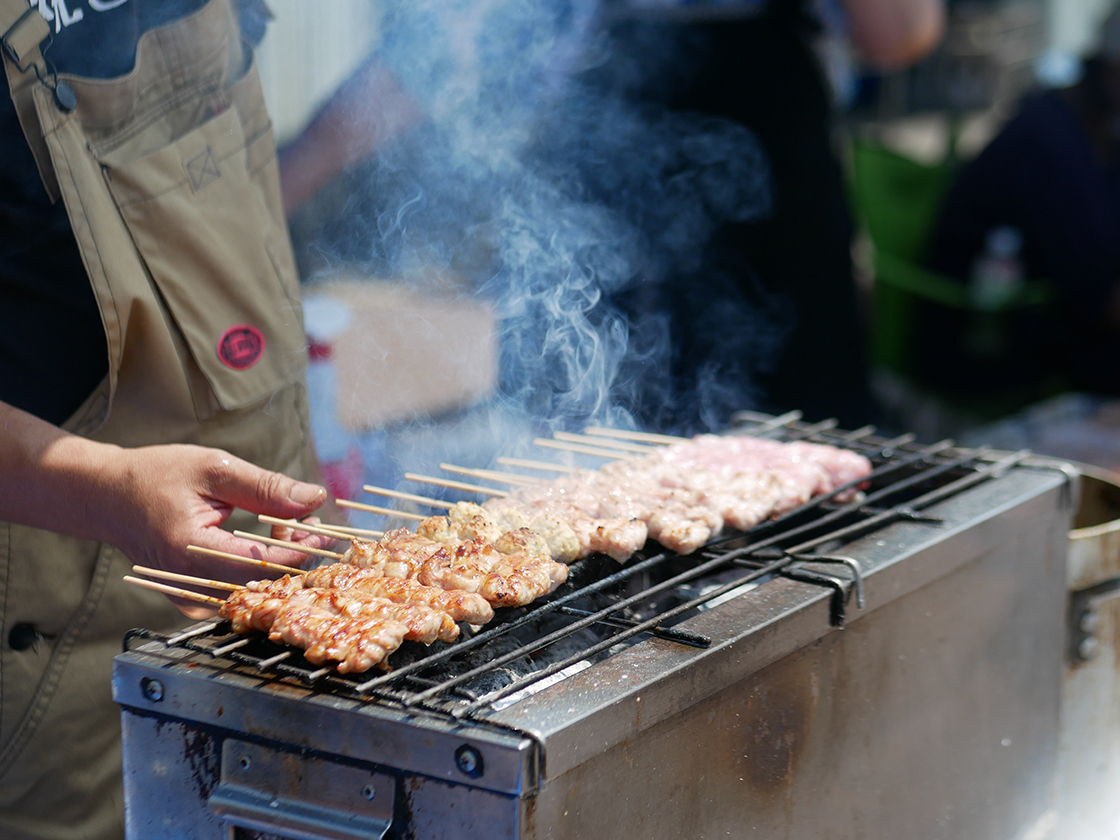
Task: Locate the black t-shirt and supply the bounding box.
[573,2,877,430]
[923,88,1120,395]
[0,0,229,425]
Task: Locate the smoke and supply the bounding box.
[297,0,787,451]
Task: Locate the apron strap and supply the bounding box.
[0,0,61,203]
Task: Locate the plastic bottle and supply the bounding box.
[303,294,365,503]
[969,226,1025,311]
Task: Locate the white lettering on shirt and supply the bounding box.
[27,0,133,32]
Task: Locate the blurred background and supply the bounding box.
[249,0,1120,505]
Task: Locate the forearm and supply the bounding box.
[0,400,122,541]
[278,55,426,217]
[0,398,332,613]
[842,0,946,71]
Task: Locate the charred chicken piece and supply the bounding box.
[245,575,458,643]
[337,529,568,608]
[302,563,495,625]
[221,589,408,674]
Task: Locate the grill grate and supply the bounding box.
[124,411,1036,721]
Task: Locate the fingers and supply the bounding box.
[168,597,220,621]
[203,455,327,520]
[111,446,344,609]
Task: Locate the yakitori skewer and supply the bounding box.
[186,544,308,576]
[232,531,343,560]
[134,567,462,645]
[336,498,424,522]
[312,522,387,538]
[256,515,365,540]
[496,456,576,474]
[403,473,508,498]
[131,565,240,591]
[213,584,411,674]
[533,438,628,459]
[237,523,568,610]
[583,426,689,445]
[362,485,456,509]
[437,464,542,487]
[551,431,656,454]
[124,575,224,606]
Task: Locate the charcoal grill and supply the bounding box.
[113,411,1075,839]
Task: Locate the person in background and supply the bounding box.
[582,0,945,431]
[0,2,334,838]
[924,1,1120,398]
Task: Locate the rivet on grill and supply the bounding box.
[1079,610,1100,635]
[140,677,164,702]
[455,745,484,779]
[1078,636,1100,661]
[361,784,376,800]
[239,756,252,770]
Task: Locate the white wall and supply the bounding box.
[255,1,383,145]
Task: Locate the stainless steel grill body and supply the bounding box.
[113,452,1072,840]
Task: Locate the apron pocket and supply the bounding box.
[100,104,306,414]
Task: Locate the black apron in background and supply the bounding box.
[588,1,876,430]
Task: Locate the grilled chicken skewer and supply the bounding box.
[231,524,567,611]
[339,530,568,608]
[123,573,410,675]
[236,576,460,644]
[301,563,496,625]
[221,588,408,674]
[185,535,535,622]
[180,546,495,625]
[132,565,462,645]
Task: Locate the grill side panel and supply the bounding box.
[120,711,528,839]
[524,499,1068,839]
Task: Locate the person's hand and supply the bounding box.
[93,444,338,617]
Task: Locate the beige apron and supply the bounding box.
[0,2,317,838]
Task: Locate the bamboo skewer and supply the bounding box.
[186,544,308,576]
[496,456,576,474]
[232,531,344,560]
[403,473,509,498]
[316,521,388,538]
[362,485,456,509]
[583,426,688,445]
[336,498,425,522]
[257,515,360,540]
[132,565,241,591]
[551,431,656,454]
[438,463,542,487]
[123,575,224,606]
[533,438,628,459]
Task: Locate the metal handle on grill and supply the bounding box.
[208,739,394,840]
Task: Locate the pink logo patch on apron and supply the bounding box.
[218,324,265,370]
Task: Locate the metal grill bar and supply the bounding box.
[784,448,1030,557]
[449,554,793,718]
[350,546,714,695]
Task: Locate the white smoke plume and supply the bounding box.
[297,0,786,477]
